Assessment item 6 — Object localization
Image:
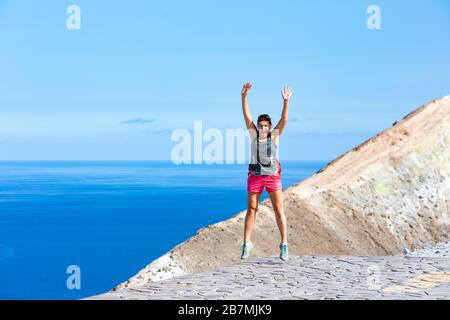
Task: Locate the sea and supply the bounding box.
[0,160,327,299]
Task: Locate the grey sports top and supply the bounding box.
[249,131,279,176]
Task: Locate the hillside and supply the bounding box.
[116,95,450,290]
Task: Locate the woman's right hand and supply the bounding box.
[241,82,252,98]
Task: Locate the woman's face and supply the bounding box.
[258,121,271,138]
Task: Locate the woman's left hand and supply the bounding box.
[281,86,293,101]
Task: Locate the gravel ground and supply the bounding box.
[404,240,450,258]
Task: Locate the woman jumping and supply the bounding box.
[240,82,292,261]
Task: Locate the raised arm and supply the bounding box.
[274,86,293,135]
[241,82,257,131]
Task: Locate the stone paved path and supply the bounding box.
[89,255,450,300]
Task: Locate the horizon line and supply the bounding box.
[0,159,331,163]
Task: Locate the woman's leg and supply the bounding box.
[269,190,288,244]
[243,192,262,244]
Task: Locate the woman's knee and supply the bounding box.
[247,205,258,215]
[273,205,284,216]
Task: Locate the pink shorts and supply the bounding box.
[247,168,282,194]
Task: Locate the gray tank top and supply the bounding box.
[249,132,279,176]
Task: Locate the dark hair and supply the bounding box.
[257,114,272,126]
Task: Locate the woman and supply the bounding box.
[240,82,292,261]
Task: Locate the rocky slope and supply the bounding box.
[116,95,450,289]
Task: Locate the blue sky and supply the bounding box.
[0,0,449,161]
